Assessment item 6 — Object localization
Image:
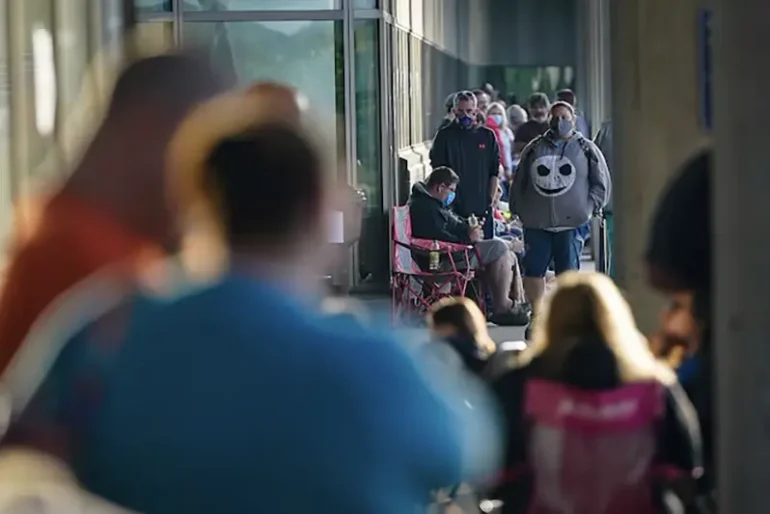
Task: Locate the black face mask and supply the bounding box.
[549,117,560,131]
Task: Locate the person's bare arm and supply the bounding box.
[489,176,500,207]
[489,135,501,208]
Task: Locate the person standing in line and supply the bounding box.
[507,104,528,136]
[436,92,458,133]
[513,93,551,154]
[556,89,591,138]
[473,89,492,114]
[486,102,515,198]
[512,101,610,338]
[430,91,501,239]
[506,104,529,177]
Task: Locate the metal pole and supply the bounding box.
[713,0,770,510]
[341,0,358,291]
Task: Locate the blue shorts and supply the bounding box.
[522,228,581,277]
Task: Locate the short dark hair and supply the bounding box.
[108,53,225,117]
[528,92,550,109]
[646,149,711,293]
[556,89,577,106]
[206,124,323,247]
[427,166,459,188]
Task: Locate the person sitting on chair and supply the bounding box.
[409,166,529,326]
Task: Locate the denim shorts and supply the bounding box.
[522,228,581,277]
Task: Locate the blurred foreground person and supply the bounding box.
[645,150,713,495]
[491,272,703,514]
[0,53,224,375]
[3,92,500,513]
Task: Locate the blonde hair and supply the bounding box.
[427,297,496,355]
[487,102,509,127]
[522,272,674,384]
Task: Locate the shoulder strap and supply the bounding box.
[576,134,598,163]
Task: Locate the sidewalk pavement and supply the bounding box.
[349,259,596,344]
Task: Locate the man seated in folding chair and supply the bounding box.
[409,167,529,326]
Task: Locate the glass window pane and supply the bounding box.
[135,0,172,13]
[353,20,386,282]
[0,0,11,249]
[354,0,377,8]
[134,21,176,54]
[393,28,409,150]
[182,0,340,10]
[16,0,58,187]
[354,20,380,209]
[183,20,345,165]
[55,0,91,161]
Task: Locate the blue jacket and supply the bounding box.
[9,273,500,513]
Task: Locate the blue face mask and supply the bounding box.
[458,115,474,129]
[491,114,503,125]
[444,191,456,206]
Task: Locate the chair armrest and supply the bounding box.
[409,238,474,253]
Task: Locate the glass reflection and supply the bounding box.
[19,0,58,181]
[135,0,172,12]
[182,0,340,10]
[183,20,345,162]
[0,0,11,249]
[354,20,386,284]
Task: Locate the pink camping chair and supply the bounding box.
[522,379,665,514]
[390,205,485,323]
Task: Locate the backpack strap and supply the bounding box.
[576,133,599,164]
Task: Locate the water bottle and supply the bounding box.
[429,240,440,271]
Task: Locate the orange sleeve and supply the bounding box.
[0,236,96,373]
[0,197,150,374]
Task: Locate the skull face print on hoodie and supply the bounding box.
[512,131,611,230]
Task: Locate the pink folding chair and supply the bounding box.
[522,379,665,514]
[390,205,485,323]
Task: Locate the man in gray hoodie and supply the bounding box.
[511,101,610,330]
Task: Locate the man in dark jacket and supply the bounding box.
[430,91,501,239]
[409,167,528,326]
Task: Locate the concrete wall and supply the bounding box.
[610,0,711,332]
